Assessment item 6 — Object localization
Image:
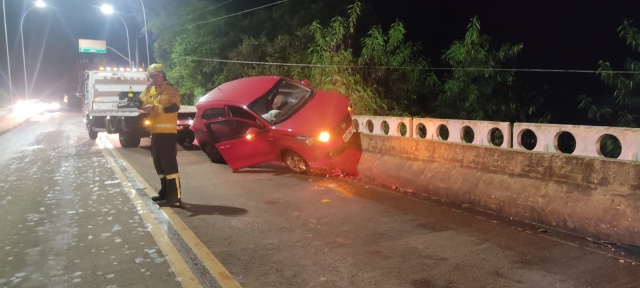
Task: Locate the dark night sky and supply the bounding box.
[0,0,149,103]
[368,0,640,122]
[2,0,640,123]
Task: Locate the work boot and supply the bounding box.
[158,175,181,207]
[151,177,167,202]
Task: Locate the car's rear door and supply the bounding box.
[207,117,276,171]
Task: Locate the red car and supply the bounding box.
[193,76,355,173]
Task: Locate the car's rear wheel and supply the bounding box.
[202,144,226,164]
[283,151,309,173]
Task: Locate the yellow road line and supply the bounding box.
[98,137,201,287]
[99,134,242,288]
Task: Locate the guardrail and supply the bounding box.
[352,115,640,161]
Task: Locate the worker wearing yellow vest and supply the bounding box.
[139,63,183,207]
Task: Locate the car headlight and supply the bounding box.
[296,131,331,146]
[318,131,330,142]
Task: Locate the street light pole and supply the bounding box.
[139,0,149,67]
[20,1,45,100]
[3,0,13,102]
[116,15,132,69]
[101,4,132,69]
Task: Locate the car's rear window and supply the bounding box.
[247,79,313,124]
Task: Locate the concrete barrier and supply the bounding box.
[514,122,640,161]
[352,115,640,161]
[412,118,512,148]
[357,133,640,246]
[352,115,413,137]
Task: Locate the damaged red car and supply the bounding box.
[193,76,355,173]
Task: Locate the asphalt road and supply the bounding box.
[1,111,639,288]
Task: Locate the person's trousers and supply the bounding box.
[151,133,181,202]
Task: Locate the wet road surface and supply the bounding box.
[1,111,639,287]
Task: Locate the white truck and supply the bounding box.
[82,70,150,147]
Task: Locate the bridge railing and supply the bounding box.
[352,115,640,161]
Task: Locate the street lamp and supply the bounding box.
[3,0,13,102]
[20,0,46,99]
[139,0,149,67]
[101,4,132,69]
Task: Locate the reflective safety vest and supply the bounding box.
[140,81,181,134]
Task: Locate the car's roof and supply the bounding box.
[200,76,281,104]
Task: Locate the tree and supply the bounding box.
[438,16,525,121]
[358,21,439,116]
[147,0,236,104]
[590,19,640,128]
[225,29,314,81]
[307,1,384,115]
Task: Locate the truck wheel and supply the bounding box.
[119,132,141,148]
[88,129,98,140]
[119,117,142,148]
[86,116,98,139]
[105,118,118,134]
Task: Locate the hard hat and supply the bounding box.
[147,63,164,74]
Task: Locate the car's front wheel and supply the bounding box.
[202,144,226,164]
[283,151,309,173]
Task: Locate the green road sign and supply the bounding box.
[79,39,107,54]
[79,47,107,53]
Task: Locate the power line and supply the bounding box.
[177,56,640,74]
[173,0,288,31]
[166,0,234,26]
[185,0,234,19]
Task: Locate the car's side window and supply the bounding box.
[228,106,257,122]
[207,120,259,143]
[202,107,226,121]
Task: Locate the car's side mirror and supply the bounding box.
[300,79,311,87]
